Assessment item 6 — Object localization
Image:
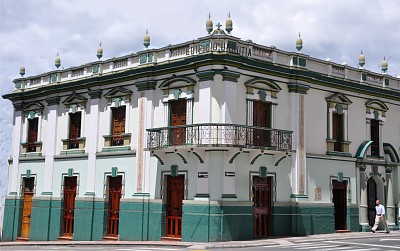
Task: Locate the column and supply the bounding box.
[194,150,209,199]
[85,90,102,196]
[222,151,236,199]
[385,167,395,228]
[359,165,369,231]
[196,70,216,123]
[221,70,240,124]
[288,81,309,196]
[42,97,60,195]
[9,103,23,194]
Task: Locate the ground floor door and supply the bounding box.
[367,178,377,227]
[166,175,184,238]
[106,176,122,237]
[62,176,77,237]
[21,177,35,239]
[252,176,272,238]
[332,180,347,230]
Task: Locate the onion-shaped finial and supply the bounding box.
[20,66,25,77]
[225,12,233,34]
[55,53,61,69]
[206,13,213,34]
[144,29,150,48]
[296,32,303,52]
[381,56,388,73]
[359,50,365,68]
[97,42,103,60]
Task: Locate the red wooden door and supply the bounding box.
[253,176,272,238]
[166,175,184,238]
[62,176,77,237]
[332,180,347,230]
[28,118,38,152]
[21,177,34,238]
[253,101,270,147]
[112,106,126,146]
[107,176,122,237]
[170,99,186,145]
[69,112,81,149]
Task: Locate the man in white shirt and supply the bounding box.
[371,199,390,233]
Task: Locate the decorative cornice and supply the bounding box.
[287,81,310,94]
[221,70,240,82]
[13,102,24,111]
[88,90,102,99]
[45,96,60,106]
[136,80,157,91]
[196,70,216,82]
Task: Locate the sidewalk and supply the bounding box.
[1,231,399,249]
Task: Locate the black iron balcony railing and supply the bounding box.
[146,123,292,152]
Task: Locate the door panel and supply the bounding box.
[367,178,377,226]
[166,175,184,238]
[111,106,126,146]
[69,112,81,149]
[170,99,186,146]
[107,176,122,237]
[253,101,270,147]
[28,118,38,152]
[63,177,77,237]
[253,176,272,238]
[21,177,35,238]
[332,180,347,230]
[332,112,343,151]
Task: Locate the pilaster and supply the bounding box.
[196,70,216,123]
[9,108,22,194]
[359,165,370,231]
[385,167,396,228]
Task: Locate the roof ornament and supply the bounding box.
[358,50,365,68]
[225,12,233,34]
[97,42,103,60]
[144,29,150,49]
[20,66,25,77]
[296,32,303,52]
[55,53,61,69]
[381,56,388,73]
[206,13,213,34]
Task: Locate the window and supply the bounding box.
[370,119,379,156]
[332,112,344,152]
[170,99,187,145]
[252,100,272,146]
[69,112,81,149]
[111,106,126,146]
[27,118,38,152]
[325,93,352,155]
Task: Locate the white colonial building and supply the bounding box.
[2,16,400,242]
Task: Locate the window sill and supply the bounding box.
[102,145,131,152]
[326,151,352,157]
[60,149,85,155]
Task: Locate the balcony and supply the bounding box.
[146,123,292,152]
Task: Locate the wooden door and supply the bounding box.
[332,180,347,230]
[367,178,377,226]
[111,106,126,146]
[170,99,186,146]
[253,101,270,147]
[62,176,77,237]
[21,177,34,238]
[166,175,184,238]
[253,176,272,238]
[107,176,122,237]
[28,118,38,152]
[69,112,81,149]
[332,112,343,152]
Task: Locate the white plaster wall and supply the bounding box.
[276,84,290,131]
[307,157,356,203]
[95,156,137,198]
[56,105,68,154]
[211,74,223,123]
[18,161,45,195]
[383,103,400,149]
[52,159,88,197]
[347,97,367,154]
[305,88,326,154]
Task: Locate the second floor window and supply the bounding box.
[253,100,271,147]
[332,112,344,152]
[111,106,126,146]
[28,118,38,152]
[69,112,81,149]
[170,99,187,145]
[370,119,379,156]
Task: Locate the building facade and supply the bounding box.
[2,18,400,242]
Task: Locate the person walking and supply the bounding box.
[371,199,390,233]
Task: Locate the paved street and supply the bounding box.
[0,246,188,251]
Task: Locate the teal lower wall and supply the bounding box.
[1,197,378,242]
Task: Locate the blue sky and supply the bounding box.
[1,0,400,218]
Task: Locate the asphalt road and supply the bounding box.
[211,236,400,251]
